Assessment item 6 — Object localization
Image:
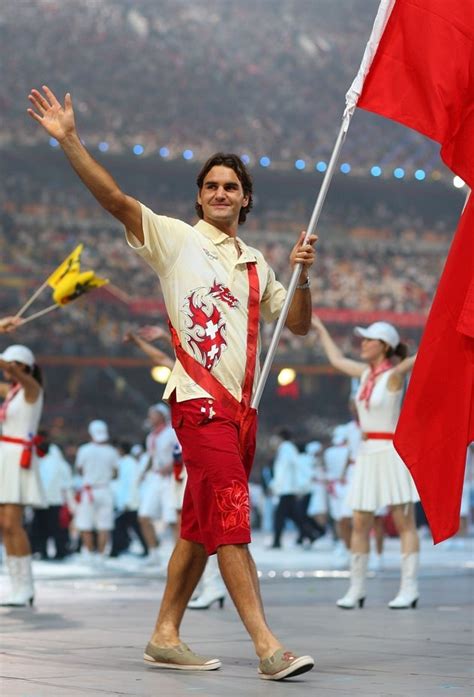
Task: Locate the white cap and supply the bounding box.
[88,419,109,443]
[354,321,400,349]
[0,344,35,367]
[131,444,144,457]
[150,403,170,422]
[305,440,322,455]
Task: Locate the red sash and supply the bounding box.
[169,262,260,469]
[0,434,46,469]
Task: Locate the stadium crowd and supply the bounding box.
[1,0,440,172]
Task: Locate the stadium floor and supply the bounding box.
[1,535,472,697]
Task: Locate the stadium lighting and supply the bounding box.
[277,367,296,386]
[241,154,250,164]
[340,163,351,174]
[183,149,194,160]
[316,161,327,173]
[159,147,170,158]
[453,176,465,189]
[151,366,171,384]
[414,169,426,181]
[98,142,109,152]
[49,137,59,148]
[370,165,382,177]
[260,156,271,167]
[393,167,405,179]
[295,159,306,170]
[133,144,144,155]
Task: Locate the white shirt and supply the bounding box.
[113,454,140,511]
[39,445,73,506]
[323,445,350,481]
[126,206,286,402]
[75,442,118,486]
[146,425,179,474]
[271,441,300,496]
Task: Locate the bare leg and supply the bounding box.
[151,538,208,646]
[139,516,159,550]
[0,505,31,555]
[337,517,352,549]
[217,544,281,659]
[351,511,374,553]
[97,530,109,554]
[373,516,385,555]
[81,531,95,552]
[391,504,419,554]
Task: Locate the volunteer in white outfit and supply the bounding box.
[324,426,351,561]
[0,344,46,606]
[75,420,118,558]
[110,442,148,557]
[32,440,73,560]
[307,441,328,531]
[312,317,420,609]
[139,403,179,564]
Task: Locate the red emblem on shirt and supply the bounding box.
[214,480,250,532]
[209,281,239,308]
[183,285,229,370]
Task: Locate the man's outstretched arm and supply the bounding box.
[27,85,143,243]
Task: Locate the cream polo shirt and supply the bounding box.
[126,203,287,402]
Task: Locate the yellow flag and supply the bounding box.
[53,270,109,306]
[47,244,83,288]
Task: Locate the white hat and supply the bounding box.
[88,419,109,443]
[354,321,400,349]
[305,440,322,455]
[0,344,35,367]
[131,444,144,457]
[150,403,170,422]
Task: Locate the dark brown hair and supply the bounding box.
[385,342,409,360]
[195,152,254,225]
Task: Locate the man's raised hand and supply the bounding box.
[27,86,76,142]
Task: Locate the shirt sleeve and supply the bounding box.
[125,202,191,278]
[260,263,287,323]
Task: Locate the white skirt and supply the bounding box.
[0,444,47,507]
[346,442,419,512]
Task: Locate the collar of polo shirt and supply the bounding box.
[194,220,257,262]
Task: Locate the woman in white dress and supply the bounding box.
[312,318,420,609]
[0,344,46,606]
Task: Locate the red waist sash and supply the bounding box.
[0,434,46,469]
[362,432,395,441]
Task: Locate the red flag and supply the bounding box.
[356,0,474,543]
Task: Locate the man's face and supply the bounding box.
[197,165,249,229]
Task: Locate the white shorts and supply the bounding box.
[139,472,177,523]
[74,486,114,531]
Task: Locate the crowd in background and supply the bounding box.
[1,0,440,172]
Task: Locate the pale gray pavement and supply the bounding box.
[1,534,473,697]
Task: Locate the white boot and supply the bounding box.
[336,553,368,609]
[2,555,34,607]
[188,555,226,610]
[388,552,419,609]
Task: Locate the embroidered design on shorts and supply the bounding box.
[214,480,250,533]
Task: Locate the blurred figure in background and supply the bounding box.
[74,420,118,562]
[295,441,325,547]
[270,429,320,549]
[30,434,73,560]
[110,442,148,558]
[323,426,351,565]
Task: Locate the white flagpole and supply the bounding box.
[15,280,50,318]
[251,0,396,411]
[19,304,61,325]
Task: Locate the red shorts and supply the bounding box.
[171,397,257,555]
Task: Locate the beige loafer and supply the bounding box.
[144,641,221,671]
[258,649,314,681]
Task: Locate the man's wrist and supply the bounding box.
[296,277,311,290]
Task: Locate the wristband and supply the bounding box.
[296,278,311,290]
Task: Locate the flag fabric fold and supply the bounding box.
[351,0,474,542]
